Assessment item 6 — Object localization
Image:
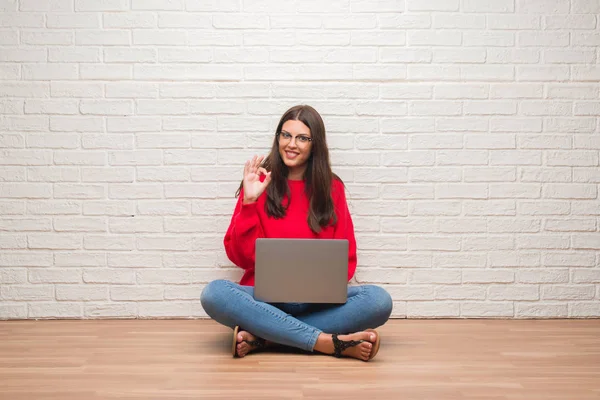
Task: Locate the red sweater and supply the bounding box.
[224,178,357,286]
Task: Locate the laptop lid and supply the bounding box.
[254,238,348,304]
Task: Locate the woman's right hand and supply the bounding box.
[242,155,271,204]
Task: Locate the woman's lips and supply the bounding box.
[285,151,299,160]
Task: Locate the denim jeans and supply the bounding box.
[200,279,393,352]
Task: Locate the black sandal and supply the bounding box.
[232,325,267,358]
[331,329,381,361]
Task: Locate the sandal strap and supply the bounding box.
[244,337,266,349]
[332,334,364,358]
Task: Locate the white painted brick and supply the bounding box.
[104,48,157,63]
[490,150,542,165]
[464,101,516,115]
[519,32,569,47]
[380,217,433,233]
[55,284,107,301]
[0,200,24,214]
[436,285,486,300]
[490,184,540,199]
[407,0,457,11]
[109,184,162,200]
[1,285,53,301]
[572,269,600,284]
[109,151,162,166]
[407,302,460,318]
[515,235,570,250]
[131,0,183,10]
[106,83,158,99]
[137,167,189,182]
[50,116,103,132]
[461,65,514,81]
[437,218,487,233]
[409,236,461,251]
[53,217,106,233]
[463,269,514,284]
[385,285,434,301]
[0,13,44,27]
[574,135,600,150]
[83,134,134,150]
[83,268,135,284]
[438,151,488,165]
[110,217,162,233]
[0,268,26,284]
[547,85,598,100]
[29,303,82,319]
[29,269,81,284]
[410,201,461,216]
[547,151,598,167]
[137,269,190,284]
[490,84,542,99]
[572,234,600,250]
[437,118,488,132]
[410,167,461,182]
[410,101,461,116]
[75,30,129,46]
[543,252,594,269]
[545,50,595,64]
[84,235,134,251]
[463,236,513,251]
[407,65,461,81]
[21,30,73,45]
[28,234,81,250]
[487,49,540,64]
[520,101,572,116]
[464,167,516,182]
[0,183,51,198]
[516,303,567,318]
[516,0,568,13]
[412,270,460,284]
[188,31,241,46]
[469,200,519,217]
[518,135,571,150]
[434,84,487,99]
[461,302,513,318]
[105,12,157,28]
[84,303,137,318]
[571,201,600,216]
[136,236,191,251]
[489,285,539,301]
[110,286,164,301]
[545,218,596,232]
[464,32,514,47]
[437,184,488,199]
[50,82,102,98]
[520,168,571,183]
[1,65,20,79]
[574,168,600,183]
[516,269,569,284]
[434,14,485,29]
[0,47,47,62]
[0,217,51,231]
[542,285,595,301]
[165,150,217,165]
[0,166,25,181]
[544,184,596,200]
[0,29,18,44]
[1,150,52,166]
[80,65,132,80]
[0,116,48,131]
[409,134,463,150]
[518,201,569,216]
[518,66,569,82]
[0,252,52,267]
[27,201,80,215]
[47,13,99,28]
[356,134,406,151]
[0,304,27,319]
[382,151,434,166]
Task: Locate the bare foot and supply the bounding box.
[314,331,378,361]
[236,330,268,358]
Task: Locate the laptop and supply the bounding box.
[254,238,348,304]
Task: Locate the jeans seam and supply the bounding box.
[223,280,319,351]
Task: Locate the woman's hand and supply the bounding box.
[242,155,271,204]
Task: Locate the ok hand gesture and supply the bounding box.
[242,155,271,204]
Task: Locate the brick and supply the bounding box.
[83,268,134,284]
[572,201,600,216]
[436,218,487,233]
[105,12,157,28]
[0,200,24,214]
[409,134,463,149]
[490,184,541,199]
[106,83,158,99]
[84,235,134,251]
[138,167,189,182]
[516,269,569,284]
[54,151,106,166]
[464,168,516,182]
[545,50,595,64]
[105,48,157,63]
[518,135,571,150]
[437,184,487,199]
[47,13,100,28]
[435,286,487,300]
[572,0,600,12]
[1,285,53,301]
[109,151,162,166]
[0,268,27,284]
[489,285,539,301]
[28,200,80,215]
[437,118,488,132]
[515,303,567,318]
[0,217,51,231]
[407,302,460,318]
[1,150,52,166]
[574,168,600,183]
[137,269,190,284]
[83,135,134,150]
[51,116,103,132]
[0,116,48,131]
[80,65,132,80]
[572,234,600,250]
[409,236,461,251]
[516,235,570,250]
[0,183,51,198]
[487,49,540,64]
[0,252,52,267]
[51,82,103,98]
[490,84,543,99]
[517,0,568,13]
[76,30,129,45]
[542,285,595,300]
[76,0,128,11]
[464,32,514,47]
[410,201,461,216]
[0,304,27,319]
[544,184,596,200]
[111,286,163,301]
[461,65,514,81]
[29,303,82,319]
[570,302,600,317]
[572,269,600,284]
[21,31,73,45]
[463,236,513,251]
[518,201,570,216]
[136,236,191,251]
[518,66,569,82]
[463,269,514,284]
[0,47,46,62]
[461,302,513,318]
[410,167,461,182]
[29,269,81,284]
[520,168,571,183]
[109,217,162,234]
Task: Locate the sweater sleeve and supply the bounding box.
[223,189,265,271]
[333,181,357,281]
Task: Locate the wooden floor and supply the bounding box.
[0,320,599,400]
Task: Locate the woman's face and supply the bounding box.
[278,119,312,179]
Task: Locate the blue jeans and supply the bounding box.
[200,279,393,352]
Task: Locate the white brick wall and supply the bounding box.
[1,0,599,320]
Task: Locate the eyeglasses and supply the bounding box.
[277,131,312,145]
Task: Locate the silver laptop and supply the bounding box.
[254,238,348,304]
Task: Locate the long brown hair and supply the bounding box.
[236,105,339,233]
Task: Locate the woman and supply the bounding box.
[201,105,393,361]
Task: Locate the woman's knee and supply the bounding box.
[200,279,230,317]
[363,285,393,324]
